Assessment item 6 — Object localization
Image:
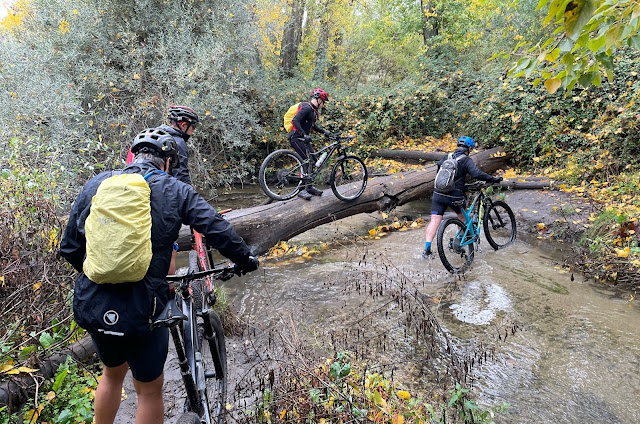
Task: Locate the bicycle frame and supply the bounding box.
[454,190,487,250]
[155,266,233,424]
[293,136,353,185]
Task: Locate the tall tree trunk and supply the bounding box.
[280,0,305,77]
[420,0,438,45]
[313,0,332,81]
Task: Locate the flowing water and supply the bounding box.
[118,187,640,423]
[218,188,640,424]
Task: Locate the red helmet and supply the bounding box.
[311,88,329,102]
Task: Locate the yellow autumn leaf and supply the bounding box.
[46,391,56,401]
[392,415,405,424]
[191,89,197,95]
[536,223,546,230]
[133,73,140,80]
[33,281,41,291]
[368,229,377,236]
[397,390,411,400]
[544,78,562,94]
[279,410,287,419]
[617,247,630,258]
[0,364,15,373]
[0,275,4,287]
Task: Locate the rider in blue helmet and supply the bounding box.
[421,136,503,259]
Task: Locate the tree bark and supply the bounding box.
[178,147,511,255]
[280,0,305,77]
[0,337,96,411]
[420,0,438,44]
[371,149,446,162]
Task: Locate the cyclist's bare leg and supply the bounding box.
[94,362,128,424]
[132,373,165,424]
[425,213,443,245]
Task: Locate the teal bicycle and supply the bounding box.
[436,181,517,273]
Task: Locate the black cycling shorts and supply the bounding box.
[90,328,169,383]
[431,192,465,216]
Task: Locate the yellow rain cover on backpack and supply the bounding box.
[83,173,152,284]
[283,102,302,132]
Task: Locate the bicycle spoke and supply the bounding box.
[330,156,368,201]
[483,200,517,250]
[259,150,305,201]
[437,218,474,273]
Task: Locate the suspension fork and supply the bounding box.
[170,323,204,417]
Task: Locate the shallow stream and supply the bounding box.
[118,188,640,424]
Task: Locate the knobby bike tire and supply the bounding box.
[436,218,475,274]
[189,250,205,312]
[176,412,201,424]
[483,200,517,250]
[258,149,305,201]
[330,155,368,201]
[201,310,228,423]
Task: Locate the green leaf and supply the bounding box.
[564,0,595,38]
[52,368,68,392]
[605,24,621,49]
[592,71,602,86]
[587,33,607,52]
[578,71,595,86]
[627,34,640,49]
[559,39,573,52]
[18,346,36,360]
[39,332,55,349]
[546,48,561,62]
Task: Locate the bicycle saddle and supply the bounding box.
[151,298,187,329]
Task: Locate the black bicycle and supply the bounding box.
[258,132,368,201]
[153,257,236,424]
[436,181,517,273]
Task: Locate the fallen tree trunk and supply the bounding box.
[178,147,512,255]
[0,337,95,411]
[371,149,445,162]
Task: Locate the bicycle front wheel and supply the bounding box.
[330,155,368,201]
[483,200,517,250]
[259,149,305,201]
[436,218,475,273]
[201,310,227,423]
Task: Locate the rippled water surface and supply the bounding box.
[220,194,640,424]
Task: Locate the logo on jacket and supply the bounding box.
[103,310,119,326]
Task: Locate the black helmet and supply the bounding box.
[167,105,199,125]
[131,128,179,168]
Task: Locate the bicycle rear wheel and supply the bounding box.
[483,200,517,250]
[259,149,305,201]
[201,310,227,423]
[436,218,475,273]
[330,155,368,201]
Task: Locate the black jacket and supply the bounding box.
[291,102,325,138]
[158,124,192,186]
[60,161,253,336]
[435,147,494,198]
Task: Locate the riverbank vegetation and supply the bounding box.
[1,0,638,422]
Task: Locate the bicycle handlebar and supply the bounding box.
[166,265,236,282]
[465,180,502,191]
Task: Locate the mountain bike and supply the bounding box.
[153,229,236,424]
[436,181,517,274]
[258,132,368,201]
